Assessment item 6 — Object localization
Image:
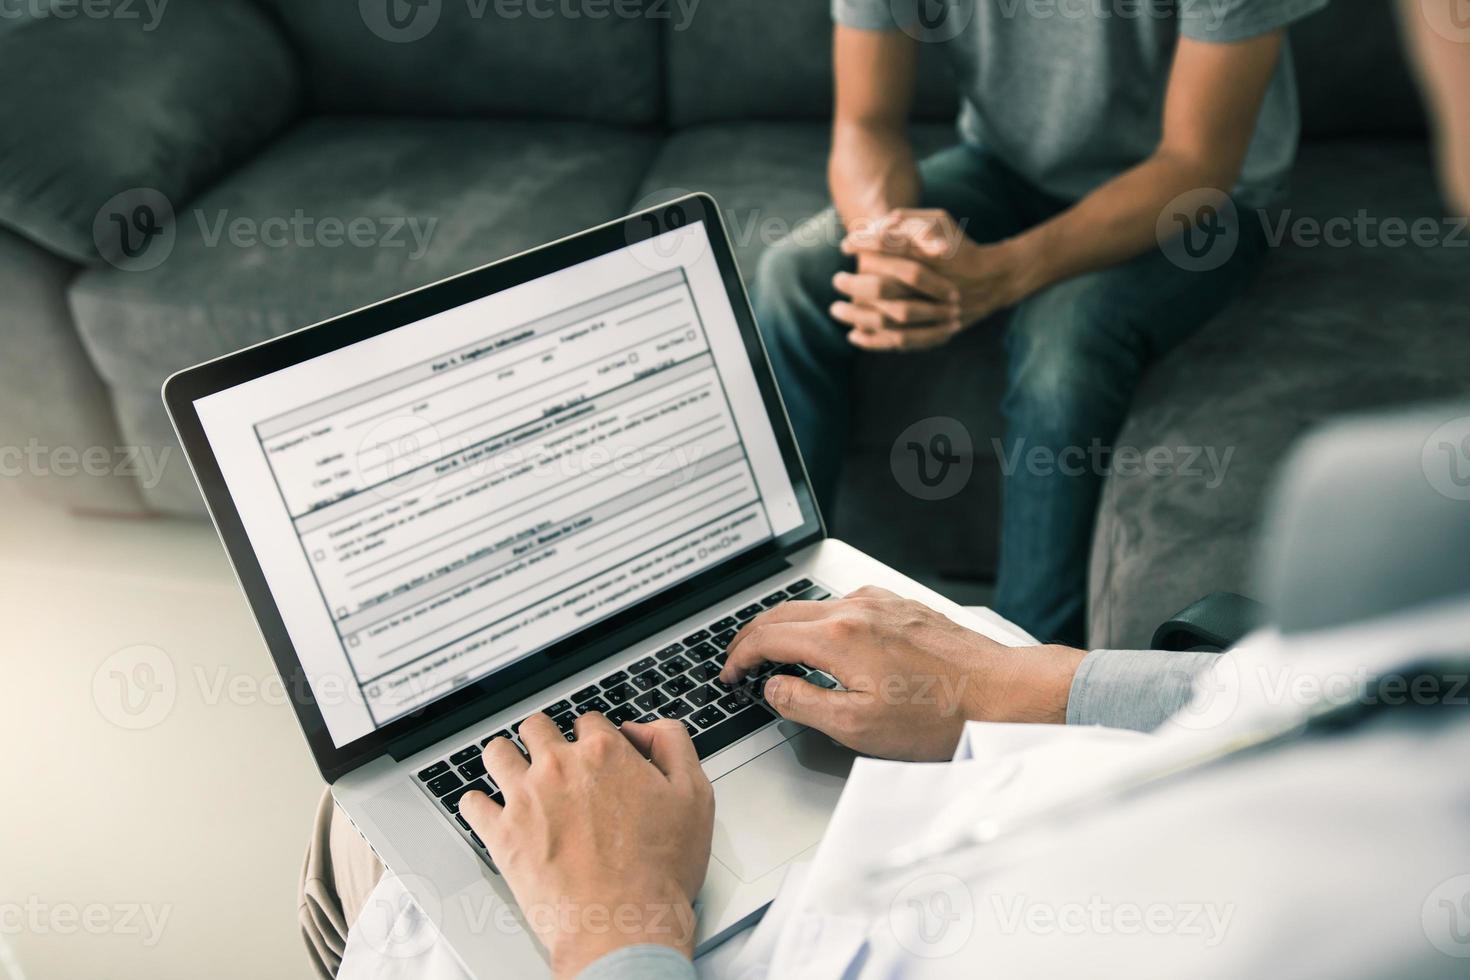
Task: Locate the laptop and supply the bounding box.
[163,194,1007,975]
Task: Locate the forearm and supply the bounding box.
[1008,149,1243,297]
[1399,0,1470,214]
[828,121,921,232]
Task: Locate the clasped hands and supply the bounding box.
[831,209,1032,351]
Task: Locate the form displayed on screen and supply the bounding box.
[194,222,804,746]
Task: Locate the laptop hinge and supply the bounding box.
[383,551,795,763]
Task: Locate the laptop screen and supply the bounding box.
[194,221,805,748]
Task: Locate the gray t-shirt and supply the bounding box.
[834,0,1330,207]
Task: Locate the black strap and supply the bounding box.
[1152,592,1265,652]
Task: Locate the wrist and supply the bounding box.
[997,229,1057,302]
[1031,644,1089,724]
[961,644,1088,726]
[546,888,695,980]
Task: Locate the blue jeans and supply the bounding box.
[753,146,1267,646]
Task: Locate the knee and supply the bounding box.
[1004,281,1143,429]
[752,216,845,330]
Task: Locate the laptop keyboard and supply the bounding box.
[415,578,834,861]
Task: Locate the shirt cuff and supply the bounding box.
[1179,0,1331,44]
[831,0,900,31]
[1066,649,1221,732]
[576,944,696,980]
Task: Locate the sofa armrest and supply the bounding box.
[0,0,301,264]
[1151,592,1265,653]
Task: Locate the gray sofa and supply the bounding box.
[3,0,1467,648]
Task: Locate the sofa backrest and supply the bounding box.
[664,0,959,126]
[661,0,1425,138]
[251,0,1425,138]
[253,0,662,124]
[1292,0,1426,139]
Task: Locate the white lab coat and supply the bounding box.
[341,598,1470,979]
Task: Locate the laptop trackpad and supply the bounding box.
[709,728,856,883]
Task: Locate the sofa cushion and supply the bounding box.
[0,228,146,515]
[0,0,300,264]
[1088,141,1470,650]
[664,0,959,126]
[256,0,661,124]
[69,116,659,513]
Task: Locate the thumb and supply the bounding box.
[763,675,852,736]
[623,719,701,781]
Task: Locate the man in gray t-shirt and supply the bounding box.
[755,0,1329,646]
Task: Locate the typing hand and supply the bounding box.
[718,586,1086,761]
[461,713,714,979]
[832,209,1031,351]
